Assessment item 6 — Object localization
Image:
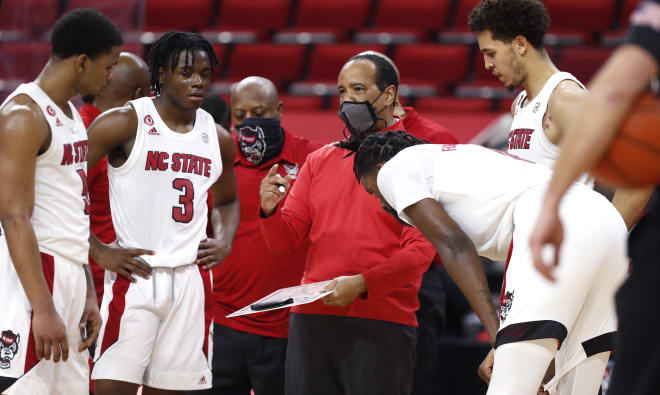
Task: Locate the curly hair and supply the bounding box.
[51,8,123,59]
[468,0,550,49]
[147,31,221,95]
[353,131,428,182]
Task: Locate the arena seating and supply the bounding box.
[0,0,643,143]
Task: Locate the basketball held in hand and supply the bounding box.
[591,91,660,188]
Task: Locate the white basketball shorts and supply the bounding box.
[0,239,89,395]
[495,185,628,385]
[92,263,213,390]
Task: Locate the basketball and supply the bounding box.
[591,92,660,188]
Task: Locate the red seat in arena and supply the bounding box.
[451,0,481,30]
[544,0,615,33]
[217,0,291,30]
[225,44,305,90]
[619,0,644,28]
[121,42,145,58]
[415,97,492,113]
[66,0,141,30]
[0,41,51,81]
[294,0,370,30]
[307,44,387,82]
[393,45,470,93]
[558,47,613,84]
[372,0,452,30]
[280,95,323,110]
[0,0,59,37]
[145,0,214,31]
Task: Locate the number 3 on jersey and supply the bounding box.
[75,169,90,215]
[172,178,194,223]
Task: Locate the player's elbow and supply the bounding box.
[435,230,475,262]
[0,212,32,233]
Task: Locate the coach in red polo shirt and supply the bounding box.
[355,51,460,395]
[205,77,321,395]
[259,54,440,395]
[79,52,150,306]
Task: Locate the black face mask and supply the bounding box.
[338,90,388,138]
[236,118,285,166]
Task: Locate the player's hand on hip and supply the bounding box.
[196,238,231,270]
[78,292,102,352]
[95,243,154,283]
[321,275,366,307]
[259,164,292,217]
[32,307,69,363]
[478,348,494,384]
[529,202,563,282]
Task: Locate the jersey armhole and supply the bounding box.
[540,78,586,148]
[107,102,142,175]
[11,93,55,160]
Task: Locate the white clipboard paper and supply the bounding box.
[227,280,335,318]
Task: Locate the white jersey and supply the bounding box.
[0,83,90,265]
[377,144,553,261]
[508,72,593,185]
[109,97,222,268]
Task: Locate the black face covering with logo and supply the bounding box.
[235,118,285,166]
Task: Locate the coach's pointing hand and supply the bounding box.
[259,164,292,217]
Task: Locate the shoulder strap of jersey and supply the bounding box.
[531,72,586,121]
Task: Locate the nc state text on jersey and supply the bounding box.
[60,141,88,165]
[145,150,213,177]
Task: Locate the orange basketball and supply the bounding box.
[591,92,660,188]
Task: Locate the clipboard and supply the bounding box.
[227,280,335,318]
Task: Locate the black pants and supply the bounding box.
[194,323,287,395]
[609,191,660,395]
[285,313,417,395]
[412,265,447,395]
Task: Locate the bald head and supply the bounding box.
[230,76,282,126]
[93,52,150,112]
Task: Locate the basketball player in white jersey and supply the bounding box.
[468,1,652,392]
[468,0,652,230]
[85,31,239,395]
[0,9,122,395]
[352,131,628,395]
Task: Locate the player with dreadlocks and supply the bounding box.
[85,31,239,394]
[354,131,628,395]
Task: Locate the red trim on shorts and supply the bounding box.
[24,253,56,372]
[198,266,212,360]
[99,275,130,356]
[499,239,514,308]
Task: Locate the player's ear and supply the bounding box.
[158,67,166,86]
[74,54,89,75]
[384,85,396,107]
[133,87,144,100]
[514,35,528,56]
[275,101,283,119]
